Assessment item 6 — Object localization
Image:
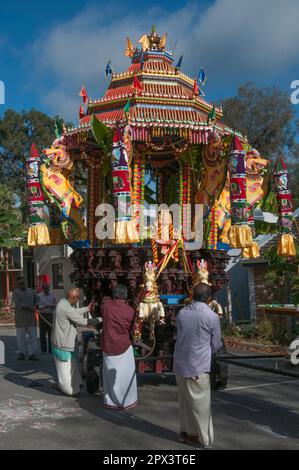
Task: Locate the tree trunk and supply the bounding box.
[283,272,291,303]
[225,282,233,324]
[4,249,10,301]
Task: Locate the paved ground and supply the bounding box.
[0,326,299,450]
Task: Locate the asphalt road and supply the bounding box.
[0,326,299,450]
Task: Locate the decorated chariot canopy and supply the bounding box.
[27,27,296,262]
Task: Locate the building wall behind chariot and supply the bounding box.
[0,249,33,304]
[216,262,251,322]
[33,246,73,301]
[242,261,289,333]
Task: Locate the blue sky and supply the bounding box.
[1,0,299,123]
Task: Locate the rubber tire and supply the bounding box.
[86,350,100,394]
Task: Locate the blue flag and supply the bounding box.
[105,60,113,77]
[175,55,183,69]
[198,66,207,85]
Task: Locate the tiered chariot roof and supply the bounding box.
[66,29,243,145]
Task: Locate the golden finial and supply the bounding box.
[125,37,135,57]
[138,34,150,52]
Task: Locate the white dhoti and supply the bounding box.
[53,355,82,396]
[176,373,214,447]
[103,345,138,410]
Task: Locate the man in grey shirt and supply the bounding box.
[52,287,100,396]
[174,282,222,448]
[12,276,39,361]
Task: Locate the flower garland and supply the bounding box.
[88,165,96,246]
[88,159,103,247]
[132,153,145,239]
[182,163,192,241]
[145,139,189,154]
[151,173,163,262]
[140,155,145,239]
[207,205,218,250]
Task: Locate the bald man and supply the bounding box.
[52,288,101,396]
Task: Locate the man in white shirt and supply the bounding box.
[38,283,56,354]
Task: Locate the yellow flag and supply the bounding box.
[125,37,135,57]
[138,34,150,52]
[159,33,167,49]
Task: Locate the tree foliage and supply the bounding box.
[0,109,69,217]
[0,109,57,212]
[221,83,299,206]
[221,83,298,158]
[0,185,26,248]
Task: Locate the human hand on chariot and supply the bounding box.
[87,317,102,329]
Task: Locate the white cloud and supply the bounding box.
[29,0,299,121]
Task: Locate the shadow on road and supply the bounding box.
[76,391,180,445]
[0,334,57,394]
[215,390,299,440]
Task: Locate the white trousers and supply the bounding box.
[53,355,82,396]
[176,373,214,447]
[16,327,37,356]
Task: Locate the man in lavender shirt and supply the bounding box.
[174,282,222,448]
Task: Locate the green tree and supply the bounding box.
[0,184,26,298]
[0,109,61,216]
[221,83,298,158]
[0,184,25,249]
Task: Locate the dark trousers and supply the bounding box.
[39,313,53,353]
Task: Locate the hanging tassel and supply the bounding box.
[242,241,260,259]
[277,234,296,257]
[182,164,191,240]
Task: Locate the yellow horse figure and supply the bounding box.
[194,131,268,244]
[40,143,87,242]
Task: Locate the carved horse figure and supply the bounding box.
[40,140,87,242]
[138,261,165,340]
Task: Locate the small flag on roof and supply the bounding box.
[208,105,216,122]
[175,55,183,69]
[105,60,113,77]
[198,66,207,86]
[193,78,199,95]
[54,119,64,139]
[79,86,88,104]
[132,76,143,92]
[124,99,131,114]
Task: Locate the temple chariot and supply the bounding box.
[26,28,296,371]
